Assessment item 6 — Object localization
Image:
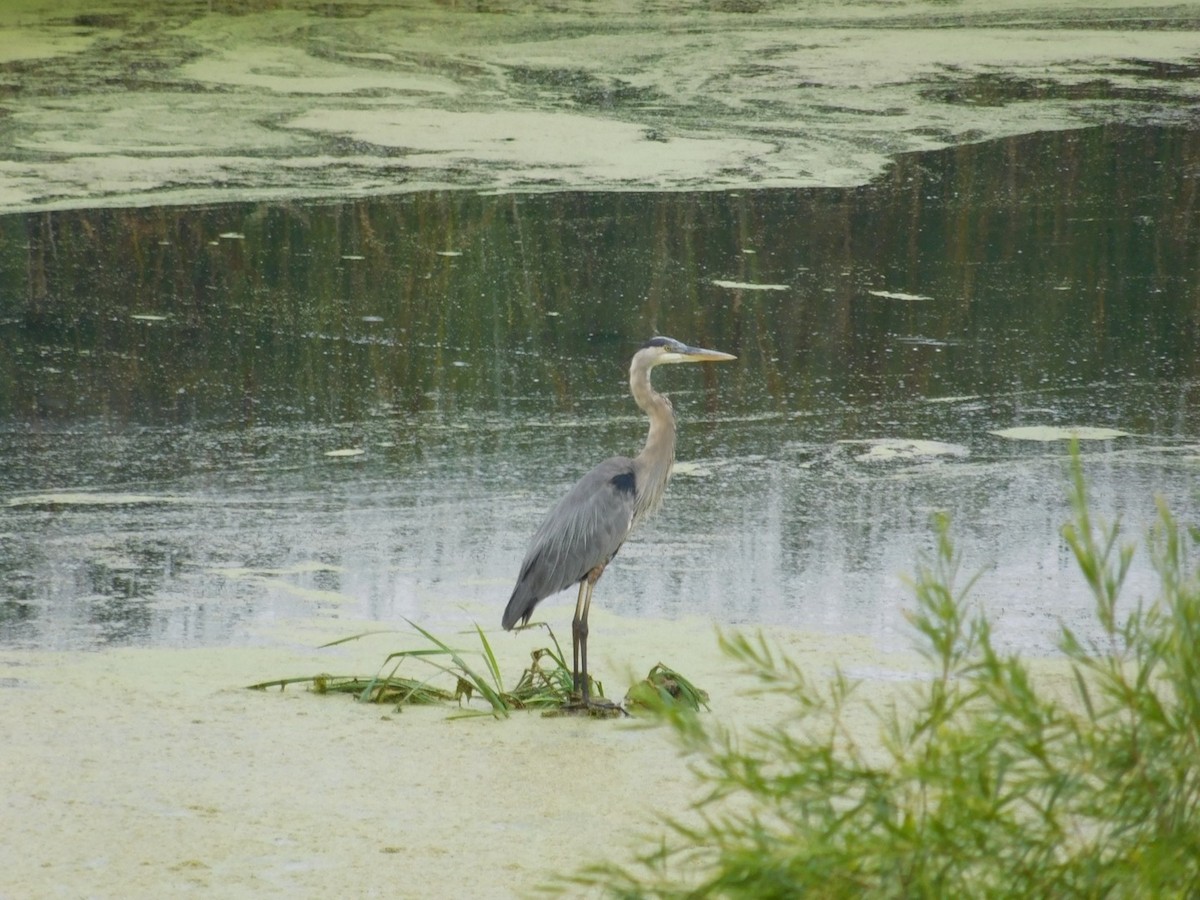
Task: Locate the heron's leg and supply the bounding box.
[578,566,603,705]
[576,566,604,710]
[571,580,589,696]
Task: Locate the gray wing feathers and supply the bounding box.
[502,457,637,629]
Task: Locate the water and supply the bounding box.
[2,123,1198,652]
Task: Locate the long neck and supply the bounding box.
[630,359,676,521]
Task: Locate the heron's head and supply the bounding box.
[637,336,737,368]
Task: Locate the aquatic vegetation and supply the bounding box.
[248,620,688,719]
[248,672,456,706]
[866,289,932,301]
[624,664,711,714]
[839,437,968,463]
[990,425,1130,441]
[711,279,789,291]
[250,621,545,717]
[571,448,1200,897]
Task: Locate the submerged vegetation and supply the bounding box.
[572,450,1200,897]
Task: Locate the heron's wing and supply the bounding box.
[502,456,638,629]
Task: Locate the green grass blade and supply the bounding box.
[403,617,510,716]
[475,623,505,694]
[315,629,401,648]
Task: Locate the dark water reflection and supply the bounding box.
[2,123,1198,652]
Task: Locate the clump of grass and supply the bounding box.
[381,619,515,716]
[248,620,563,717]
[571,446,1200,896]
[624,663,711,714]
[508,645,578,709]
[248,618,672,717]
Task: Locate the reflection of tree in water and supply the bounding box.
[3,123,1197,436]
[0,534,38,644]
[83,555,156,645]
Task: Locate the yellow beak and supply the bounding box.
[664,344,737,364]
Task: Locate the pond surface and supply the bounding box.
[2,123,1198,653]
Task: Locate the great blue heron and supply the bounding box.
[502,336,736,707]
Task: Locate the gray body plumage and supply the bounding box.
[502,456,640,630]
[500,336,735,705]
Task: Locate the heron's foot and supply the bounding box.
[544,695,628,718]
